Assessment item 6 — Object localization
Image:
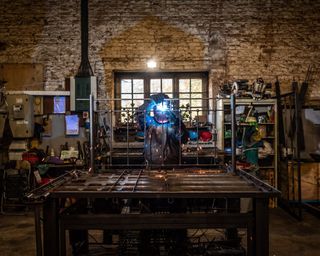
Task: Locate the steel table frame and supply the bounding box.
[36,169,279,256]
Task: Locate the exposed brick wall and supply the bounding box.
[0,0,320,101]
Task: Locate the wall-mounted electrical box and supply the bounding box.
[7,94,34,138]
[70,76,97,111]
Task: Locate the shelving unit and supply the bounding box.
[216,98,278,189]
[109,124,219,166]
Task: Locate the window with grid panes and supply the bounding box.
[119,79,144,123]
[179,78,203,119]
[115,72,208,124]
[150,78,173,98]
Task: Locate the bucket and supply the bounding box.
[244,147,259,165]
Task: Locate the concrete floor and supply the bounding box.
[0,208,319,256]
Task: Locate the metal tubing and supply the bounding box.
[196,109,200,165]
[253,198,269,256]
[47,170,280,199]
[89,94,95,173]
[80,0,89,64]
[294,87,302,220]
[38,169,279,256]
[34,205,42,256]
[76,0,93,76]
[110,109,113,166]
[247,221,254,256]
[59,224,66,256]
[231,94,236,173]
[126,109,129,166]
[60,213,251,230]
[132,169,143,192]
[108,170,127,192]
[179,109,182,165]
[43,199,59,256]
[95,97,217,102]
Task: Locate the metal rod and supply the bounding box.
[178,109,182,166]
[126,110,129,166]
[144,109,147,168]
[254,198,269,256]
[95,97,217,102]
[96,107,225,113]
[161,120,164,167]
[89,94,95,173]
[108,170,127,192]
[294,86,302,220]
[110,105,113,166]
[25,171,78,202]
[196,109,199,165]
[231,93,236,173]
[34,205,42,256]
[132,169,143,192]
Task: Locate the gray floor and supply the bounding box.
[0,208,319,256]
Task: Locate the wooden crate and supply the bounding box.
[287,162,320,201]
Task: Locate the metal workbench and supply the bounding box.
[27,168,279,256]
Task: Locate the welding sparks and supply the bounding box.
[156,102,168,112]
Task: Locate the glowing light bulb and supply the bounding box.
[147,59,157,69]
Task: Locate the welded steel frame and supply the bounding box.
[36,168,279,256]
[277,89,303,220]
[33,94,280,256]
[91,95,222,168]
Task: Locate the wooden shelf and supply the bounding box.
[6,90,70,96]
[224,122,275,126]
[238,122,274,126]
[258,122,275,125]
[185,142,216,148]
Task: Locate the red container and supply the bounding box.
[199,131,212,142]
[22,152,39,165]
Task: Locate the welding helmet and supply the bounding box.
[153,101,171,124]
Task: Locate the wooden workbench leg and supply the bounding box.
[43,198,59,256]
[253,198,269,256]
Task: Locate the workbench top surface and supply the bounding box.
[49,168,279,199]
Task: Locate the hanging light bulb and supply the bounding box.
[147,59,157,69]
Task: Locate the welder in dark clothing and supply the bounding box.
[136,93,188,167]
[136,93,189,255]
